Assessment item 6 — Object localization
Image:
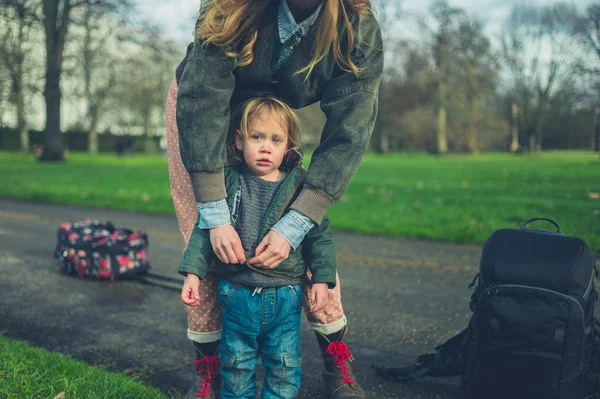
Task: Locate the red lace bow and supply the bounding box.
[194,355,220,397]
[327,341,356,385]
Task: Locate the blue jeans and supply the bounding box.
[218,280,303,399]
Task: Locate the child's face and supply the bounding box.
[236,109,289,181]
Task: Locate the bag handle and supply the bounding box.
[520,218,562,234]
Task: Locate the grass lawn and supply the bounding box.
[0,334,173,399]
[1,150,599,250]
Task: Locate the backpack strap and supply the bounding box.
[372,356,433,381]
[373,328,470,381]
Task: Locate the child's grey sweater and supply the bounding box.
[228,169,298,288]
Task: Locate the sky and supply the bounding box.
[137,0,595,45]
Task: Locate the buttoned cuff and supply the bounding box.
[189,170,226,202]
[290,186,335,225]
[197,200,231,229]
[271,210,315,250]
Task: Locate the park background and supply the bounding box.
[1,0,600,398]
[1,0,599,249]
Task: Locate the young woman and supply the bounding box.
[167,0,383,397]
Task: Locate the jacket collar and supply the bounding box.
[278,0,323,44]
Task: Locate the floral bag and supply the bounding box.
[54,219,150,279]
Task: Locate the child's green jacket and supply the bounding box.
[178,164,337,288]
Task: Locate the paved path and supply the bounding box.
[0,198,483,398]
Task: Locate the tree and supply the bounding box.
[429,0,464,154]
[575,4,600,152]
[509,102,519,153]
[576,4,600,77]
[0,66,9,128]
[114,28,179,153]
[40,0,130,161]
[454,17,499,154]
[382,40,435,151]
[379,2,503,153]
[501,3,580,151]
[370,0,402,153]
[594,109,600,152]
[74,6,121,154]
[0,0,40,152]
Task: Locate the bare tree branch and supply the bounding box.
[501,2,580,151]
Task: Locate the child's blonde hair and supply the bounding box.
[227,97,302,166]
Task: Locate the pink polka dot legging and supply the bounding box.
[166,78,347,343]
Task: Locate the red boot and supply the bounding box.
[184,342,221,399]
[316,326,365,398]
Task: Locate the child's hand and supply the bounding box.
[309,283,329,313]
[181,274,201,306]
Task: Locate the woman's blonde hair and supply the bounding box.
[227,97,302,165]
[196,0,372,77]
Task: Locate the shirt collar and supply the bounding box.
[278,0,323,44]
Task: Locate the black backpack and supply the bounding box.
[375,218,600,399]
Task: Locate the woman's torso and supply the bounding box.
[175,0,376,110]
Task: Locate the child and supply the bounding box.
[178,97,337,399]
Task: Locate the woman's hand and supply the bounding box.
[181,274,201,306]
[210,224,246,264]
[308,283,329,313]
[247,230,291,269]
